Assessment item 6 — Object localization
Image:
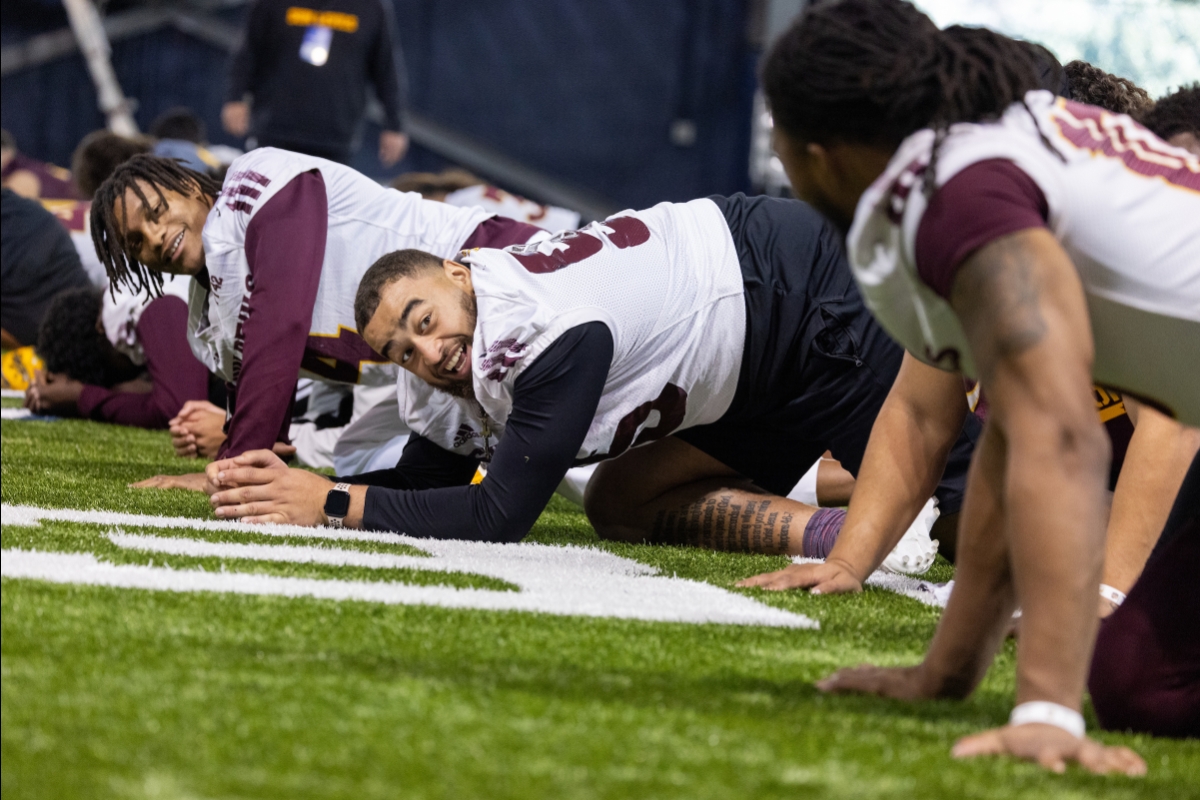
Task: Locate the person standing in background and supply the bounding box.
[221,0,410,167]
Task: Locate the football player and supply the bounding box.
[751,0,1198,774]
[89,150,545,489]
[25,277,213,428]
[741,60,1192,614]
[203,193,980,562]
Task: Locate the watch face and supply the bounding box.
[324,488,351,517]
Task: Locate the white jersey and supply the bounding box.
[848,90,1200,425]
[102,273,191,365]
[189,147,492,388]
[416,198,746,464]
[40,199,107,287]
[444,184,582,232]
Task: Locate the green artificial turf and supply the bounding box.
[3,418,1198,799]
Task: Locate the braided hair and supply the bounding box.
[762,0,1052,192]
[90,154,220,296]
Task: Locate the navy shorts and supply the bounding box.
[676,194,979,512]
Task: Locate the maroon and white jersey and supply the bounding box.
[422,198,747,463]
[848,90,1200,425]
[189,147,492,387]
[443,184,581,232]
[102,273,191,365]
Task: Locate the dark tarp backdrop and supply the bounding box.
[1,0,755,209]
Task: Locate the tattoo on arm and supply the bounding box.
[651,494,793,554]
[951,234,1048,369]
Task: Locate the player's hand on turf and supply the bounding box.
[208,450,332,525]
[271,442,298,459]
[952,723,1146,776]
[736,558,863,594]
[129,472,210,491]
[815,663,934,701]
[24,372,83,414]
[169,400,226,459]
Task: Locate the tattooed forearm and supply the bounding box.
[952,232,1049,367]
[650,494,796,554]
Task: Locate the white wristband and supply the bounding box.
[1099,583,1127,607]
[1009,701,1085,738]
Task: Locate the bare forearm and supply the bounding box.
[1103,403,1200,593]
[1003,407,1108,707]
[919,423,1017,697]
[829,356,967,578]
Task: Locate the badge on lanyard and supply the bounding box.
[299,25,332,66]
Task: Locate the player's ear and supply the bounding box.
[804,141,835,183]
[442,259,473,292]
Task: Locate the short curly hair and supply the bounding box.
[1063,61,1154,116]
[36,287,111,386]
[71,130,152,200]
[1139,83,1199,141]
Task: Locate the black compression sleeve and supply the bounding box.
[360,322,614,541]
[339,435,479,491]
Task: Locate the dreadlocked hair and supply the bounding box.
[762,0,1049,193]
[36,287,111,387]
[90,154,220,297]
[1064,61,1154,117]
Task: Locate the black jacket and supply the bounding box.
[0,189,90,346]
[227,0,408,156]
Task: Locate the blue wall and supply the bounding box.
[2,0,755,208]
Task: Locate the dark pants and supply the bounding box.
[677,194,980,509]
[1088,449,1200,738]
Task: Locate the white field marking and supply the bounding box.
[791,556,953,608]
[107,531,434,571]
[1,408,34,420]
[2,503,412,545]
[1,389,25,399]
[2,505,818,629]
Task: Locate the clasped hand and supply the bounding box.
[24,371,83,415]
[206,449,333,526]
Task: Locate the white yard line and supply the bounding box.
[1,408,34,420]
[0,389,25,399]
[108,531,433,571]
[2,503,410,545]
[3,505,820,629]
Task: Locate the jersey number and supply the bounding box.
[509,216,651,274]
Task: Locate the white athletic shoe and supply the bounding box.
[880,497,940,575]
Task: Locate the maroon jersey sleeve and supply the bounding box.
[218,170,328,458]
[460,215,544,250]
[914,159,1049,299]
[77,295,209,428]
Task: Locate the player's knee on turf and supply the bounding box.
[583,461,642,542]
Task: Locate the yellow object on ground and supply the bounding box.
[1,346,43,390]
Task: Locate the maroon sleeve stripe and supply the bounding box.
[914,159,1049,299]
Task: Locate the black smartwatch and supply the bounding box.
[323,482,352,528]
